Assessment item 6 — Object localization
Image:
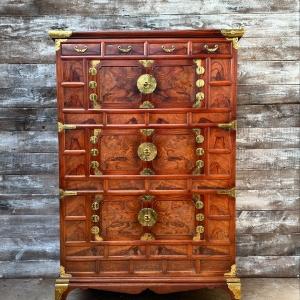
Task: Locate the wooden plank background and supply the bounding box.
[0,0,299,278]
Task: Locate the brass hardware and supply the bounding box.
[90,148,99,156]
[221,28,245,50]
[90,129,102,144]
[57,122,76,133]
[218,120,237,131]
[140,232,155,241]
[74,45,88,53]
[54,39,68,51]
[196,213,205,221]
[55,266,72,300]
[89,67,97,75]
[194,59,202,67]
[195,92,205,102]
[204,44,219,53]
[161,45,176,53]
[217,187,236,198]
[90,160,102,175]
[59,189,77,199]
[196,225,205,234]
[193,225,204,241]
[140,168,155,175]
[137,142,157,162]
[224,264,241,299]
[140,128,155,136]
[92,201,100,211]
[193,129,205,144]
[89,60,101,75]
[139,101,154,109]
[196,148,205,156]
[138,208,158,227]
[89,81,97,88]
[89,93,100,109]
[137,74,157,94]
[118,45,132,53]
[91,215,100,223]
[193,159,204,175]
[196,79,205,88]
[193,194,204,209]
[48,30,73,39]
[196,66,205,75]
[139,60,154,68]
[140,194,155,202]
[91,226,103,241]
[48,30,72,52]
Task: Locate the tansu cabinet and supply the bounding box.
[49,29,244,300]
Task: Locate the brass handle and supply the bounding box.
[161,45,176,53]
[204,44,219,53]
[138,208,158,227]
[118,45,132,53]
[74,45,88,53]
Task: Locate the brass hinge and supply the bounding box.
[59,189,78,199]
[217,188,236,198]
[218,120,237,131]
[57,122,77,133]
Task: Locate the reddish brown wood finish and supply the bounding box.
[55,30,238,297]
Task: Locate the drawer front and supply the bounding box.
[149,42,188,55]
[192,42,231,55]
[61,43,101,56]
[104,42,144,56]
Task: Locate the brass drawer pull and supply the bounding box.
[161,45,176,53]
[118,45,132,53]
[74,45,88,53]
[204,44,219,53]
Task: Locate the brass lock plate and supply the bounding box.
[137,74,157,94]
[138,208,158,227]
[137,142,157,162]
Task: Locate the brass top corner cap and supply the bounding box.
[48,29,73,39]
[220,28,245,39]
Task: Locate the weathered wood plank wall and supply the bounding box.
[0,0,299,278]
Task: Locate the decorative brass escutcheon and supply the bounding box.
[196,147,205,156]
[91,215,100,222]
[196,79,205,88]
[90,148,99,156]
[91,201,100,211]
[89,81,97,88]
[196,225,205,234]
[137,74,157,94]
[138,208,158,227]
[140,194,155,202]
[137,142,157,162]
[140,128,155,136]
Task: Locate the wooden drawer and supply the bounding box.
[192,42,231,55]
[149,42,188,55]
[61,43,101,56]
[104,42,144,56]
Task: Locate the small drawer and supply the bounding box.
[192,42,231,55]
[105,43,144,56]
[149,42,188,55]
[61,44,101,56]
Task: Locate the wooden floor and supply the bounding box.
[0,278,298,300]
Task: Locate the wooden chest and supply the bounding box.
[50,29,244,300]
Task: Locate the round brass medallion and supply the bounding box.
[138,208,158,227]
[137,142,157,162]
[137,74,157,94]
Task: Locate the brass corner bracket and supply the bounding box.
[217,187,236,198]
[55,266,72,300]
[224,264,241,299]
[48,30,73,51]
[221,28,245,50]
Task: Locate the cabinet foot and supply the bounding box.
[55,266,72,300]
[224,264,241,299]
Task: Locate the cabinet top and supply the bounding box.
[48,28,245,40]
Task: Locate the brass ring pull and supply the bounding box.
[204,44,219,53]
[161,45,176,53]
[74,45,88,53]
[118,45,132,53]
